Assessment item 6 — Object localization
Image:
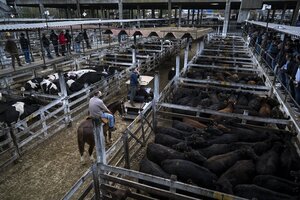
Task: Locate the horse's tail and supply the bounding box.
[77,124,84,156]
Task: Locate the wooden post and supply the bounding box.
[153,71,159,131]
[122,131,130,169]
[183,43,189,74]
[92,119,107,164]
[92,164,101,200]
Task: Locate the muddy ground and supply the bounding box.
[0,43,197,200]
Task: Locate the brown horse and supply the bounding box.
[77,100,124,162]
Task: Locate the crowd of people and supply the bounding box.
[248,26,300,106]
[3,29,92,70]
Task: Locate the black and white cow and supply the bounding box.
[65,69,96,80]
[40,79,59,95]
[66,79,84,92]
[24,78,44,91]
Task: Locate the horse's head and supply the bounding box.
[108,100,125,116]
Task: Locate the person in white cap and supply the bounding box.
[88,90,116,131]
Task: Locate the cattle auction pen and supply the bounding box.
[0,31,186,170]
[61,32,300,200]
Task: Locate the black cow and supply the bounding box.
[77,72,105,85]
[216,160,256,194]
[256,142,283,175]
[147,143,185,165]
[253,175,300,196]
[154,134,182,147]
[234,184,296,200]
[156,126,192,140]
[200,144,232,158]
[161,159,217,189]
[204,148,258,176]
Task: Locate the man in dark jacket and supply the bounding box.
[83,29,91,49]
[50,30,60,57]
[129,68,140,106]
[42,33,53,59]
[5,33,22,70]
[65,29,72,54]
[19,32,31,64]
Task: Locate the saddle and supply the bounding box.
[86,116,108,124]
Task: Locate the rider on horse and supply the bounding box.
[88,90,116,131]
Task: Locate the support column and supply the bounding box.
[222,0,231,37]
[280,4,287,24]
[291,0,300,25]
[39,3,44,19]
[187,9,190,25]
[142,9,146,19]
[200,9,203,25]
[137,6,141,28]
[178,5,182,27]
[191,9,195,25]
[118,0,123,28]
[271,9,276,22]
[152,9,155,18]
[159,9,163,18]
[130,9,134,19]
[76,0,81,18]
[196,9,200,25]
[168,0,172,26]
[174,7,177,20]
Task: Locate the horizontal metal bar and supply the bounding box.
[61,168,93,200]
[203,48,249,53]
[179,77,269,90]
[197,55,253,62]
[99,164,247,200]
[188,63,260,72]
[159,102,290,125]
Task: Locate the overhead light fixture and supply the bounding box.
[211,3,219,6]
[82,11,87,17]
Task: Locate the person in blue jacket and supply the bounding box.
[129,67,140,107]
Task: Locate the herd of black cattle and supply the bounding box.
[139,86,300,200]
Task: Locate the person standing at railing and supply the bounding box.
[267,39,279,70]
[50,30,60,57]
[58,31,66,56]
[83,30,91,49]
[4,33,22,70]
[74,32,83,53]
[294,55,300,105]
[19,33,31,64]
[280,54,295,90]
[65,29,72,55]
[42,33,53,59]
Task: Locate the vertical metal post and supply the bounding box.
[25,30,34,62]
[58,71,71,126]
[187,9,190,25]
[222,0,231,37]
[168,0,172,26]
[92,119,107,164]
[153,71,159,131]
[137,6,141,28]
[132,48,136,66]
[178,5,182,27]
[175,54,180,81]
[161,40,163,51]
[122,131,130,169]
[76,0,81,18]
[191,9,195,25]
[280,4,287,24]
[98,24,102,46]
[70,26,74,53]
[200,9,203,26]
[118,0,124,28]
[152,9,155,18]
[291,0,300,25]
[183,44,189,74]
[266,9,271,32]
[92,164,101,200]
[81,25,85,53]
[38,29,46,66]
[196,9,200,25]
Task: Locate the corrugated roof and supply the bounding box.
[246,20,300,37]
[0,18,164,31]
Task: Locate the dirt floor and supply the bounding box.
[0,42,197,200]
